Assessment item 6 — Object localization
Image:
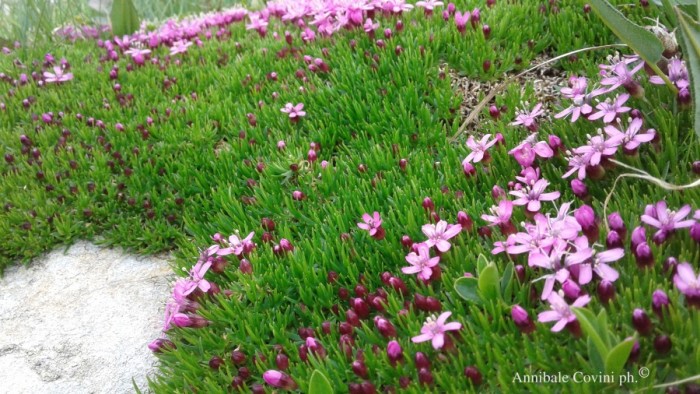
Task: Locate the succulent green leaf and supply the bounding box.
[500,261,514,300]
[309,370,334,394]
[675,7,700,139]
[572,308,609,360]
[110,0,140,37]
[476,254,489,274]
[454,276,482,305]
[587,337,606,372]
[604,337,637,374]
[478,263,500,301]
[588,0,664,65]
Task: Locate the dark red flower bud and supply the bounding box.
[597,280,616,304]
[632,309,653,336]
[352,360,369,378]
[418,368,434,386]
[414,352,431,370]
[346,309,360,326]
[231,349,246,365]
[388,277,408,295]
[352,298,370,318]
[654,334,672,354]
[464,366,483,385]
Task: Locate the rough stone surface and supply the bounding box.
[0,241,173,394]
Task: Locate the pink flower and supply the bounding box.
[674,263,700,299]
[566,236,624,284]
[562,153,590,180]
[481,199,513,226]
[455,11,470,32]
[281,103,306,119]
[650,58,688,86]
[416,0,444,10]
[603,117,655,151]
[573,133,624,166]
[189,259,212,292]
[218,232,255,256]
[588,94,631,123]
[509,179,560,213]
[509,134,554,167]
[402,243,440,280]
[263,370,297,390]
[600,57,645,96]
[422,220,462,252]
[357,212,382,236]
[463,134,498,164]
[411,311,462,349]
[554,94,594,123]
[43,66,73,83]
[511,103,545,132]
[641,201,695,241]
[169,39,192,55]
[364,18,380,33]
[538,292,590,332]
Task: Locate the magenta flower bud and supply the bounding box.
[511,305,536,334]
[415,352,431,369]
[387,340,403,365]
[607,212,626,236]
[548,134,563,153]
[352,360,368,378]
[419,198,434,213]
[597,280,616,304]
[457,211,473,232]
[384,28,392,39]
[653,334,672,354]
[495,134,506,147]
[632,308,653,336]
[263,370,298,390]
[448,3,456,14]
[471,8,481,27]
[115,123,125,132]
[307,149,317,162]
[606,230,623,249]
[631,226,647,251]
[239,259,253,274]
[652,290,669,317]
[442,10,450,21]
[419,368,434,386]
[19,134,31,146]
[280,238,294,252]
[306,336,327,358]
[690,223,700,243]
[277,140,286,150]
[635,242,654,268]
[463,162,476,177]
[173,313,192,327]
[483,60,491,73]
[482,24,491,39]
[148,338,176,353]
[211,232,223,242]
[352,298,370,318]
[464,366,483,385]
[320,160,329,169]
[374,316,397,338]
[663,256,678,274]
[692,160,700,175]
[388,277,408,295]
[491,185,506,200]
[292,190,305,201]
[401,235,413,249]
[562,280,581,299]
[489,105,500,119]
[575,204,598,241]
[275,353,289,370]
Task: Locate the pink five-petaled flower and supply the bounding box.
[364,18,380,34]
[573,132,624,167]
[588,94,631,123]
[411,311,462,349]
[416,0,444,10]
[463,134,498,164]
[511,102,545,132]
[169,39,192,56]
[481,199,513,227]
[43,66,73,83]
[509,178,560,213]
[641,201,695,242]
[603,117,655,152]
[600,57,645,97]
[565,236,624,284]
[357,211,382,236]
[538,292,591,332]
[554,94,594,123]
[422,220,462,252]
[402,243,440,280]
[218,232,255,256]
[281,103,306,120]
[455,11,470,32]
[508,134,554,167]
[189,259,212,293]
[674,262,700,307]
